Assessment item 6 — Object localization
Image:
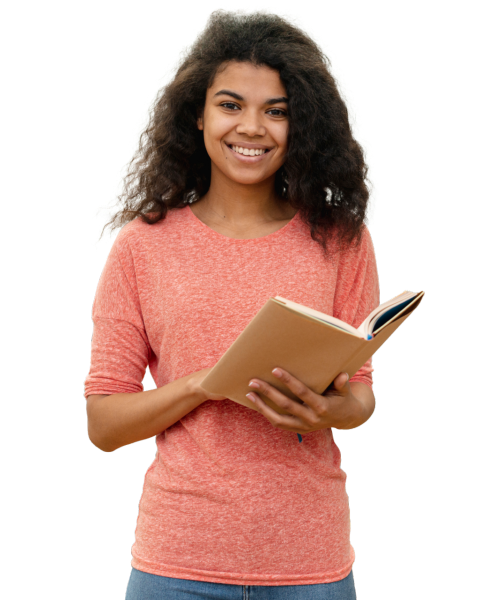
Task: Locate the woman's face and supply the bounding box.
[198,61,289,187]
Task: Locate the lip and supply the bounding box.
[224,141,275,162]
[225,141,274,150]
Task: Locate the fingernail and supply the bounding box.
[248,381,260,389]
[272,368,282,378]
[246,393,256,402]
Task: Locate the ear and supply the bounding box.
[196,108,203,131]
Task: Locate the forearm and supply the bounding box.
[87,373,206,452]
[335,382,376,430]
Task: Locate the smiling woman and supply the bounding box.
[192,62,294,237]
[99,10,370,252]
[84,10,378,600]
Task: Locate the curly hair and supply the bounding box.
[102,10,371,254]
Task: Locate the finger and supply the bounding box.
[252,379,310,425]
[254,394,309,434]
[259,382,302,417]
[333,372,350,391]
[270,368,323,412]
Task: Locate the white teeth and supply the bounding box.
[230,145,267,156]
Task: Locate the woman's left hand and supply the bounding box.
[246,368,374,435]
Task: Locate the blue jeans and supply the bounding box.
[125,567,356,599]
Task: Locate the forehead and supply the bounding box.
[208,61,286,99]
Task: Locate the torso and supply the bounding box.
[189,200,298,240]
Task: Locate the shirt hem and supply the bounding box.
[130,549,355,586]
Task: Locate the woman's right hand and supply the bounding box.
[189,367,227,401]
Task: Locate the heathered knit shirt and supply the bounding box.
[84,204,380,586]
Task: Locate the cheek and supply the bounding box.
[273,124,288,154]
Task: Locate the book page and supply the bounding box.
[274,293,423,340]
[359,291,422,337]
[273,296,361,336]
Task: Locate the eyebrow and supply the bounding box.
[213,89,288,104]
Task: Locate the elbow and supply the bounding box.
[88,426,117,452]
[87,431,112,454]
[343,383,376,429]
[89,436,118,454]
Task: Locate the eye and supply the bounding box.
[221,102,240,107]
[267,108,287,117]
[221,102,286,117]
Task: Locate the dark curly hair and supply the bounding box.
[102,10,371,254]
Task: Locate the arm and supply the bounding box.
[338,381,375,429]
[86,368,225,452]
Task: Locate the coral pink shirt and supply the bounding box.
[84,205,380,585]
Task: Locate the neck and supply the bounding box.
[198,190,285,228]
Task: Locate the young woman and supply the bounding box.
[84,11,379,600]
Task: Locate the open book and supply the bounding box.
[200,291,424,416]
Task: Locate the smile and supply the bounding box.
[228,144,270,156]
[226,144,271,163]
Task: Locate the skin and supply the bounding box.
[194,61,295,230]
[246,369,375,433]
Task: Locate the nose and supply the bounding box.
[235,108,266,138]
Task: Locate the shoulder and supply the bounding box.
[115,212,161,242]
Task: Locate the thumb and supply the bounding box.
[334,372,350,391]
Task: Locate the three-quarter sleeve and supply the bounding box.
[83,226,151,398]
[333,226,380,388]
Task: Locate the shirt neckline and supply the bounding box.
[186,204,301,243]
